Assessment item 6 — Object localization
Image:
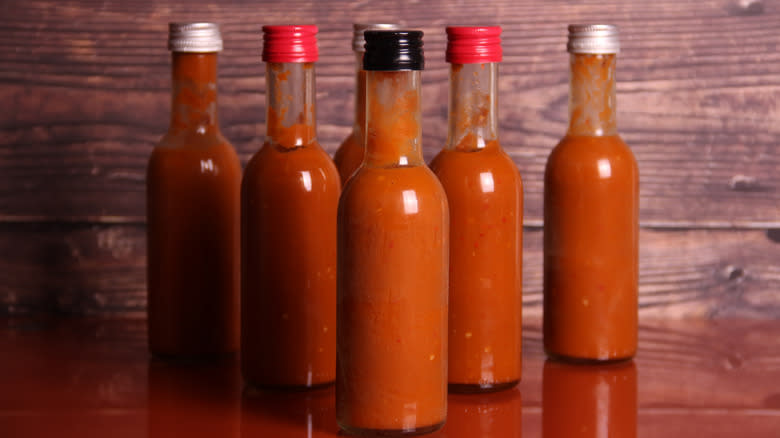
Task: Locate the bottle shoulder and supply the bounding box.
[430,145,522,186]
[156,128,234,147]
[335,131,361,160]
[247,140,335,167]
[333,131,363,181]
[149,133,240,176]
[549,135,635,166]
[244,141,340,190]
[551,134,633,158]
[340,165,448,223]
[546,135,638,183]
[342,165,446,204]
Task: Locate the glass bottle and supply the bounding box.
[430,26,523,393]
[543,359,637,438]
[333,23,400,184]
[146,22,241,356]
[241,25,340,388]
[336,30,448,435]
[543,24,639,361]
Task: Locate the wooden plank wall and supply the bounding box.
[1,0,778,318]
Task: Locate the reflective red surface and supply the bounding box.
[1,318,779,437]
[543,359,636,438]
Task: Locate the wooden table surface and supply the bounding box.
[1,317,779,437]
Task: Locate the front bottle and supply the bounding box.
[336,30,449,435]
[241,25,341,388]
[430,26,523,392]
[543,25,639,361]
[146,23,242,356]
[333,23,400,184]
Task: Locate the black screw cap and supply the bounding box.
[363,30,424,71]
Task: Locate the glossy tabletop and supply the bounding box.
[1,318,779,437]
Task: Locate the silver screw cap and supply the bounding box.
[168,22,223,53]
[353,23,402,52]
[567,24,619,54]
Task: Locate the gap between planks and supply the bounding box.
[1,216,779,231]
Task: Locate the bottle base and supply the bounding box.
[338,420,445,437]
[149,349,237,363]
[448,379,519,394]
[545,349,634,364]
[243,379,335,393]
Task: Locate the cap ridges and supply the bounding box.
[363,30,424,71]
[168,22,223,53]
[353,23,402,52]
[262,25,319,63]
[446,26,502,64]
[567,24,620,54]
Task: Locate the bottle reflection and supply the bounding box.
[542,359,637,438]
[240,385,338,437]
[147,357,241,437]
[442,386,522,438]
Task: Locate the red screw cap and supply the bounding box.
[262,25,319,63]
[446,26,502,64]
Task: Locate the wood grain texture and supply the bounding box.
[1,0,778,225]
[0,223,146,315]
[2,224,777,317]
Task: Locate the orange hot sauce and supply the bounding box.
[332,64,366,184]
[543,25,639,362]
[241,25,340,388]
[334,24,401,184]
[147,23,241,356]
[431,26,523,392]
[543,359,637,438]
[337,30,448,435]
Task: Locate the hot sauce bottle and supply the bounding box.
[336,30,449,435]
[543,359,637,438]
[543,25,639,362]
[241,25,340,388]
[147,23,241,356]
[430,26,523,393]
[333,23,400,185]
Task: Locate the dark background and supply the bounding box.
[1,0,778,318]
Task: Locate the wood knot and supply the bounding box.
[724,265,744,281]
[731,0,765,16]
[729,174,767,192]
[724,353,743,370]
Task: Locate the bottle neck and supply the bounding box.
[169,52,220,135]
[446,62,499,151]
[568,53,617,137]
[353,52,366,135]
[266,62,317,148]
[364,70,424,168]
